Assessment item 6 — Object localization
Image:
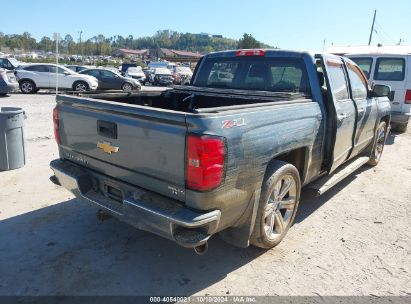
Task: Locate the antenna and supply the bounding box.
[368,10,377,45]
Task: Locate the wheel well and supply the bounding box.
[266,147,307,179]
[19,78,36,86]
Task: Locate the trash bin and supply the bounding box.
[0,107,26,171]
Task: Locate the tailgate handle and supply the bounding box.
[97,120,117,139]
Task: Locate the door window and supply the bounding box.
[25,65,48,72]
[374,58,405,81]
[101,70,115,78]
[349,57,373,79]
[326,60,350,101]
[347,64,368,99]
[48,66,66,74]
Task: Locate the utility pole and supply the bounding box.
[368,10,377,45]
[53,33,61,95]
[78,30,83,63]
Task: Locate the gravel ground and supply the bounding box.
[0,93,410,296]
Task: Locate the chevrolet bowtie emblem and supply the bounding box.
[97,141,119,154]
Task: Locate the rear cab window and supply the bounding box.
[193,56,311,96]
[374,58,405,81]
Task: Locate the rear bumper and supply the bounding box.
[50,159,221,248]
[7,82,19,92]
[391,112,410,124]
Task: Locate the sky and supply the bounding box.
[1,0,410,51]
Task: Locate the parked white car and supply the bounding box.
[125,66,146,84]
[347,53,411,132]
[16,64,99,94]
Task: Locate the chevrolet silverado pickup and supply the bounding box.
[50,50,391,254]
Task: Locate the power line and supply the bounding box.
[374,20,396,44]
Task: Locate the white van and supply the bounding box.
[347,54,411,132]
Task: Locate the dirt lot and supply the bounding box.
[0,93,410,296]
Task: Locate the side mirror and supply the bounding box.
[64,71,71,76]
[371,84,393,101]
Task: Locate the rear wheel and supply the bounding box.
[19,80,36,94]
[73,81,89,92]
[122,82,133,92]
[251,161,301,249]
[368,121,387,166]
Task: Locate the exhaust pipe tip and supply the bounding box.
[193,243,208,255]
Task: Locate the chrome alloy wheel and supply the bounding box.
[74,82,87,91]
[263,174,297,241]
[375,126,386,161]
[122,83,132,92]
[21,81,33,93]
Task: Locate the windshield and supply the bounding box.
[8,58,21,67]
[127,67,142,73]
[193,56,310,94]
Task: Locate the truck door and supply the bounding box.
[344,60,378,156]
[320,55,357,172]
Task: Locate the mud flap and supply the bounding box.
[218,189,260,248]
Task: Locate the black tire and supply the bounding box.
[19,80,36,94]
[121,82,133,92]
[367,121,387,166]
[250,161,301,249]
[393,122,408,133]
[72,81,89,92]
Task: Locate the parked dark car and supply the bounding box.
[0,68,19,95]
[151,68,174,86]
[79,68,141,91]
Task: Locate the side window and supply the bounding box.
[347,64,368,99]
[48,66,66,74]
[326,60,350,101]
[25,65,48,72]
[84,70,100,77]
[349,57,373,79]
[101,70,115,78]
[374,58,405,81]
[0,59,4,68]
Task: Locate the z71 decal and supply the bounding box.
[222,118,246,129]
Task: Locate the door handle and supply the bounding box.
[337,113,347,122]
[358,108,365,114]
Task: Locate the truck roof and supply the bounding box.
[205,49,314,59]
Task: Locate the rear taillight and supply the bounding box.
[186,135,225,191]
[235,49,266,57]
[53,107,61,144]
[405,90,411,104]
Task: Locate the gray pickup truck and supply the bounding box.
[50,50,391,254]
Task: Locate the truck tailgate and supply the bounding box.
[56,95,187,202]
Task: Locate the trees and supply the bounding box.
[237,33,262,49]
[0,31,272,55]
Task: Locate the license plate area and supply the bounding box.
[103,182,123,203]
